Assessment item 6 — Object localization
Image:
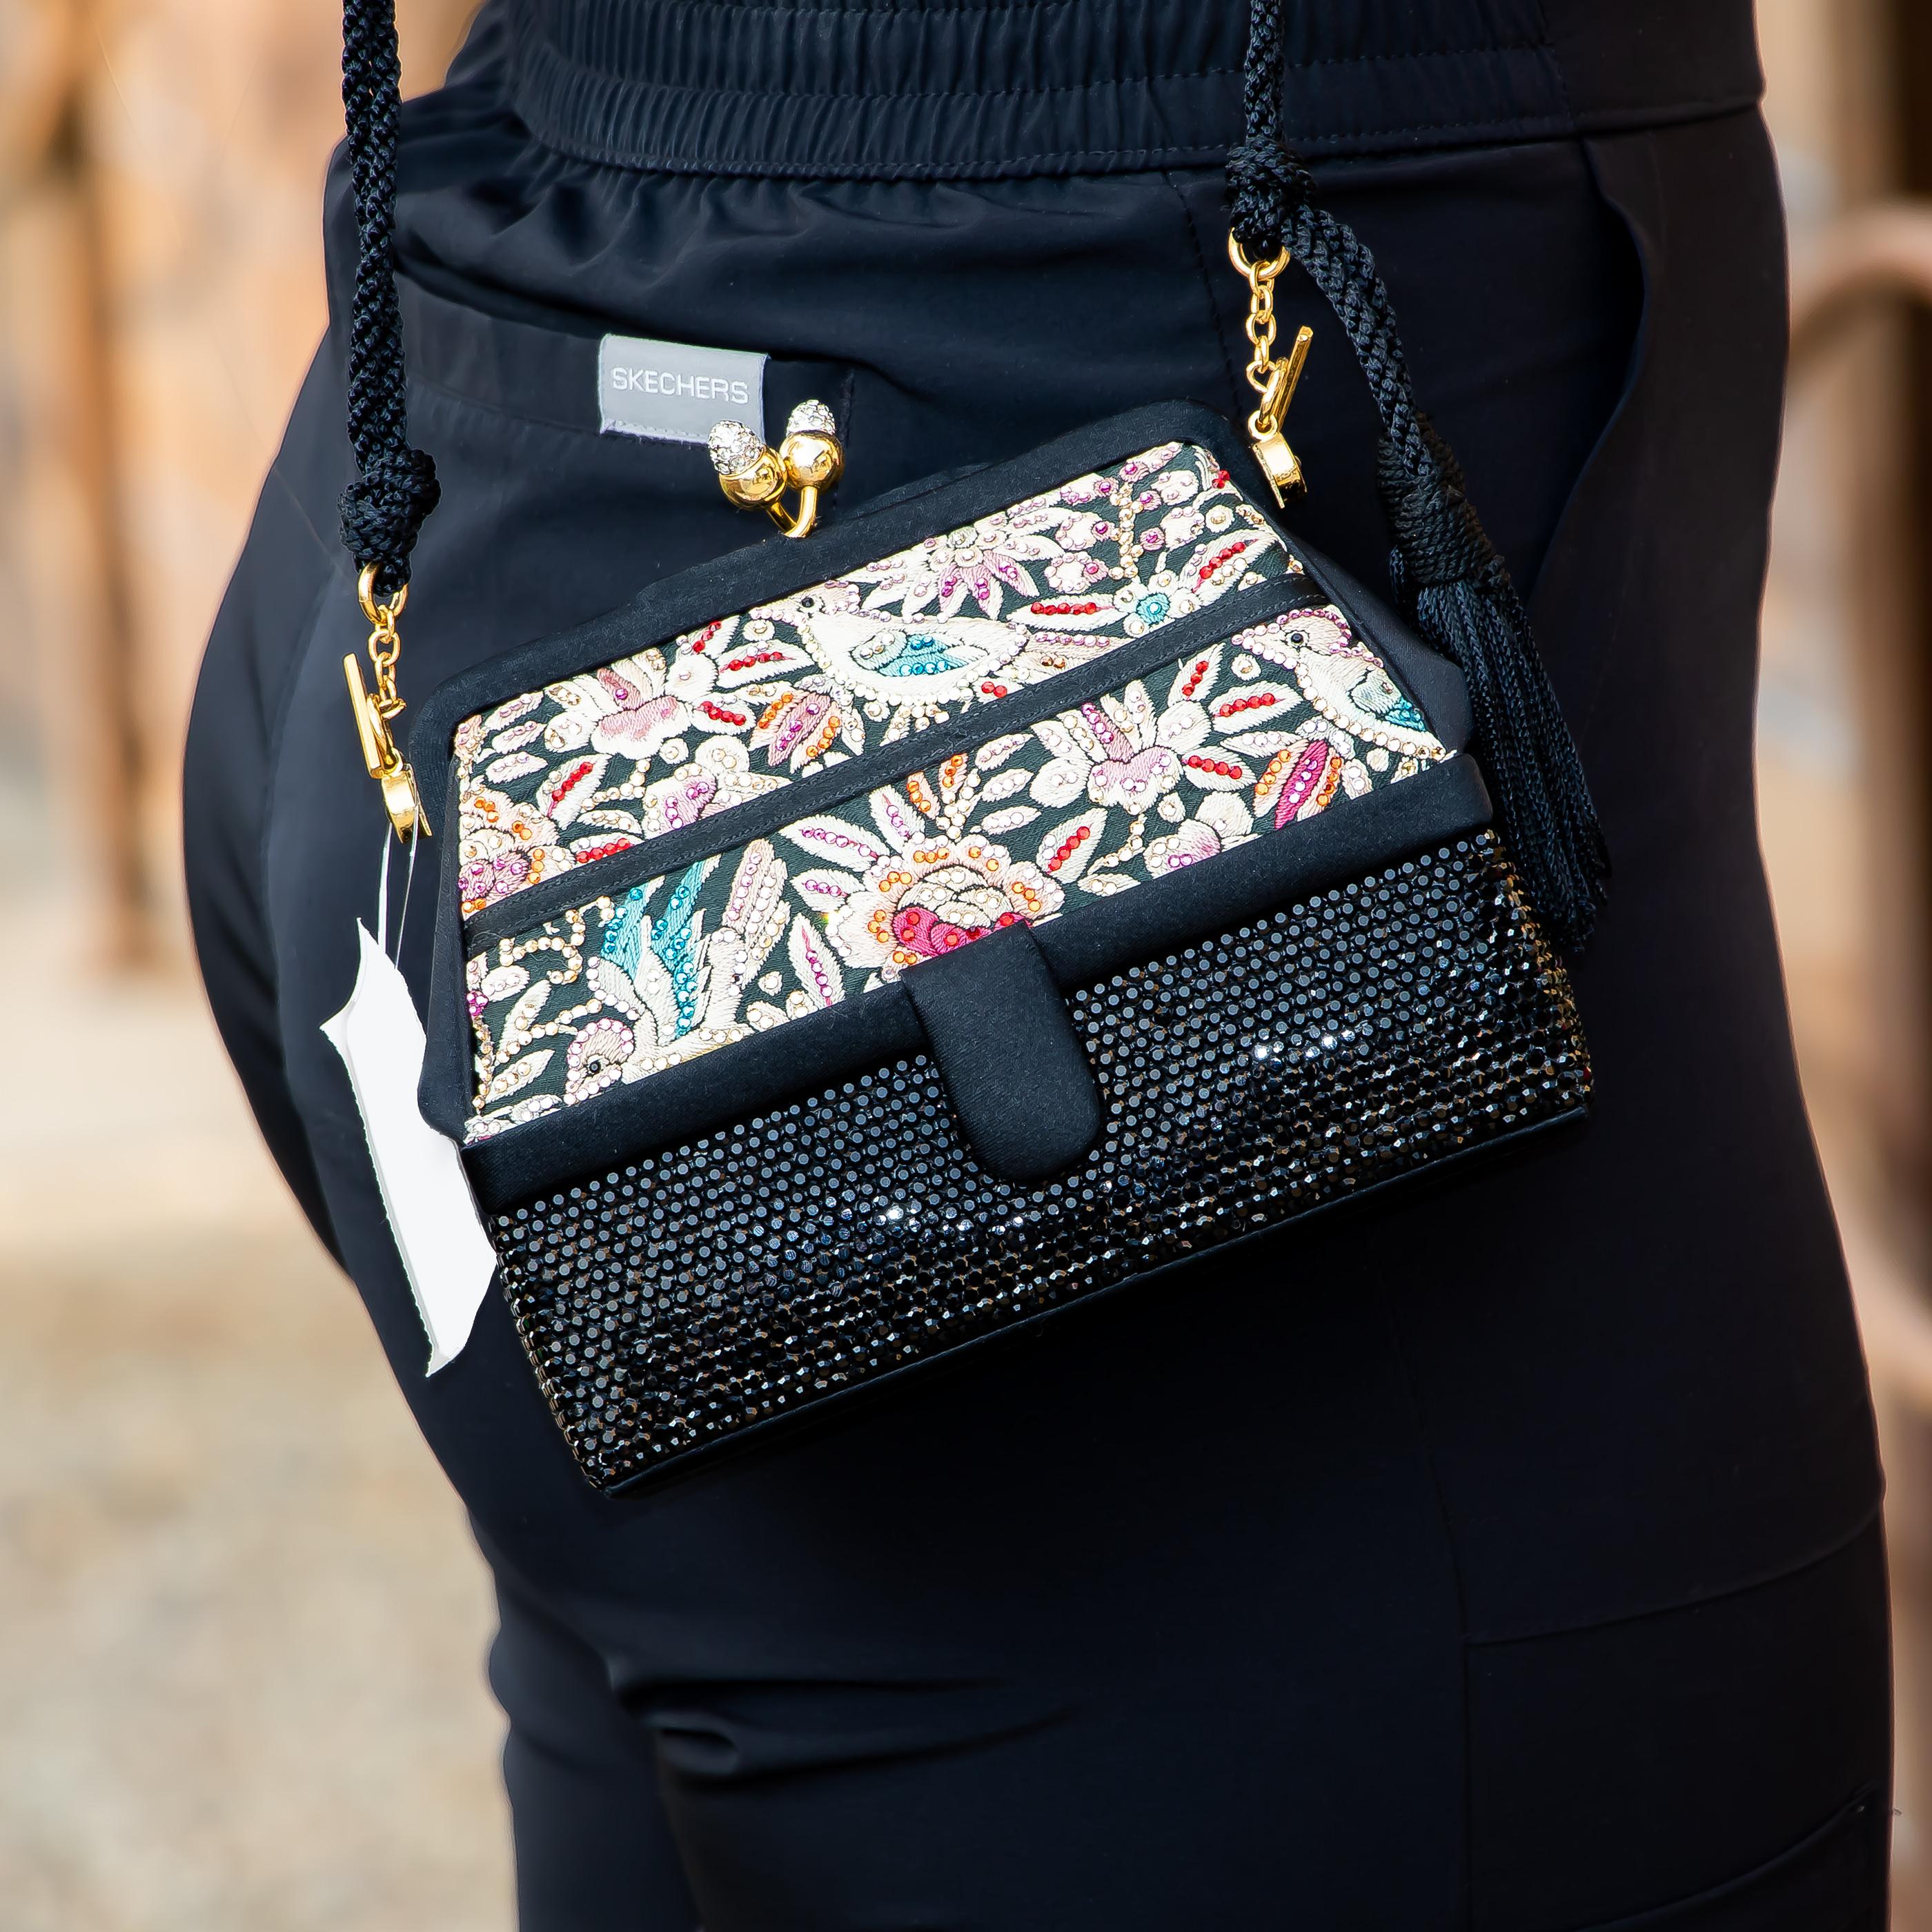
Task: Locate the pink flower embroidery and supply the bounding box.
[588,666,687,758]
[1029,680,1209,815]
[824,838,1065,978]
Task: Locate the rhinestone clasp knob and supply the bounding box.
[709,400,845,540]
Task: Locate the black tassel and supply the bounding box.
[1229,0,1610,954]
[1378,420,1609,952]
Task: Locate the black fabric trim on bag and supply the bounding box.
[421,751,477,1148]
[898,923,1106,1185]
[453,753,1494,1204]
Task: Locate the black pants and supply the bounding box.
[185,8,1889,1924]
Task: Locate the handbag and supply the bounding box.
[333,0,1606,1492]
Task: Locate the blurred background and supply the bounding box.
[0,1,1929,1925]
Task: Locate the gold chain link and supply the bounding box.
[1225,233,1313,506]
[357,565,408,718]
[1229,235,1289,435]
[348,564,426,839]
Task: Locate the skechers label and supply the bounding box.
[598,334,767,444]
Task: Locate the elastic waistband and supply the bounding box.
[489,0,1764,180]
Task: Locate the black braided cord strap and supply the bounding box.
[339,0,438,602]
[1228,1,1610,954]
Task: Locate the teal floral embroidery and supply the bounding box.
[462,608,1449,1139]
[453,442,1292,920]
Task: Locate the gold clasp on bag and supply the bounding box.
[708,400,845,540]
[1228,233,1314,506]
[344,564,426,841]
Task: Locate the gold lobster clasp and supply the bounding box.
[1228,233,1314,506]
[345,564,426,840]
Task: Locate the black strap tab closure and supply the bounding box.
[899,925,1104,1187]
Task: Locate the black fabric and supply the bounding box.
[419,755,481,1141]
[447,755,1499,1190]
[1467,1523,1890,1929]
[184,30,1887,1926]
[482,0,1763,178]
[1588,1800,1882,1931]
[899,923,1103,1184]
[398,270,851,439]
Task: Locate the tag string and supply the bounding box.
[375,818,422,963]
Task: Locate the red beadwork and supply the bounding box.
[572,838,636,865]
[1192,538,1252,586]
[1047,825,1094,873]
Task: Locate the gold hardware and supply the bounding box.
[709,402,845,540]
[717,442,790,519]
[1228,232,1314,506]
[345,562,426,840]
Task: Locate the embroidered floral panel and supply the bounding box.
[462,609,1450,1139]
[453,441,1294,920]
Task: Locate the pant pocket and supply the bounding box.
[1468,1519,1889,1931]
[1568,1789,1884,1931]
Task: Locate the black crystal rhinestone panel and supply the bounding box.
[492,833,1590,1491]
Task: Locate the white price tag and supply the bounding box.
[322,840,496,1373]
